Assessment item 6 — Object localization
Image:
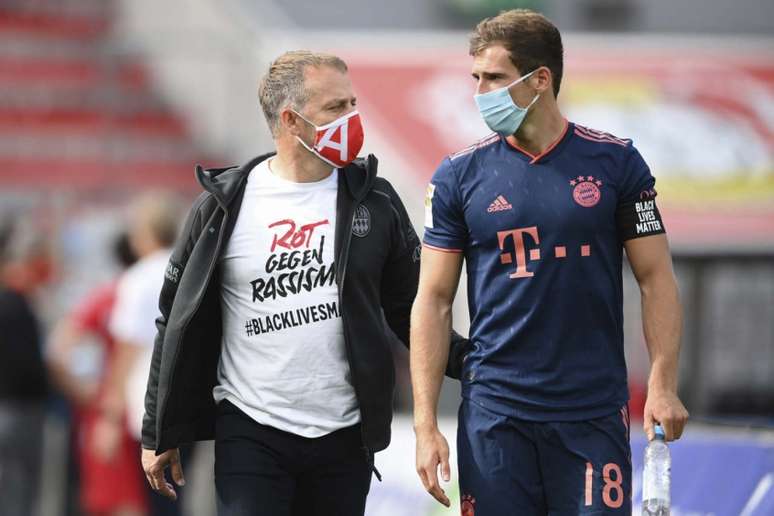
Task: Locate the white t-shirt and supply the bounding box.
[213,159,360,437]
[109,249,170,439]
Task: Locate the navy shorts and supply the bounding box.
[457,399,632,516]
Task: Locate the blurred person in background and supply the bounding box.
[97,193,187,516]
[0,219,50,516]
[139,50,469,516]
[48,231,149,516]
[411,9,689,515]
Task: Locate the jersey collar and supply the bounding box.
[504,119,572,165]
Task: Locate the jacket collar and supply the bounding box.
[340,153,378,201]
[195,153,273,208]
[195,152,378,207]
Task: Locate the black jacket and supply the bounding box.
[141,153,469,459]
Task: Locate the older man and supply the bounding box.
[140,50,468,516]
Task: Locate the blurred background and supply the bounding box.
[0,0,771,515]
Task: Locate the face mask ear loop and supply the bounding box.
[290,108,318,153]
[295,134,316,153]
[510,70,541,110]
[294,134,341,168]
[525,92,541,110]
[502,68,537,92]
[290,108,315,128]
[523,68,543,108]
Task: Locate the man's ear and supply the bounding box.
[532,66,553,96]
[279,107,304,137]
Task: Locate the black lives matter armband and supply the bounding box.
[616,196,666,241]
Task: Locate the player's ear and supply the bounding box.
[532,66,553,96]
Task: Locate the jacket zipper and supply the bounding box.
[337,194,382,482]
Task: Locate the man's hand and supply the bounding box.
[142,447,185,501]
[415,426,451,507]
[625,235,688,443]
[644,389,689,442]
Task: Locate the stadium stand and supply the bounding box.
[0,0,209,191]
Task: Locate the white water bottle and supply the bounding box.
[642,424,671,516]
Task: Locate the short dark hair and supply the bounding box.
[469,9,564,98]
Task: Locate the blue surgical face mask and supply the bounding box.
[474,69,540,136]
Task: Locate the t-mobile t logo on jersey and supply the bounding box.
[497,226,592,279]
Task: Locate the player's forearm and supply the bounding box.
[640,272,682,394]
[410,293,452,432]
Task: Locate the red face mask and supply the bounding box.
[294,110,364,168]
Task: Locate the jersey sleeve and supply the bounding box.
[616,144,666,241]
[422,158,467,252]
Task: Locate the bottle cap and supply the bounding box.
[654,424,665,440]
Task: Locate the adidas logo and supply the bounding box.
[487,195,513,213]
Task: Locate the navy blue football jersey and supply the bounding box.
[423,121,665,421]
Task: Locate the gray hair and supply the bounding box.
[258,50,348,137]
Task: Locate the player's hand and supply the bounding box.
[142,447,185,501]
[644,389,689,442]
[415,426,451,507]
